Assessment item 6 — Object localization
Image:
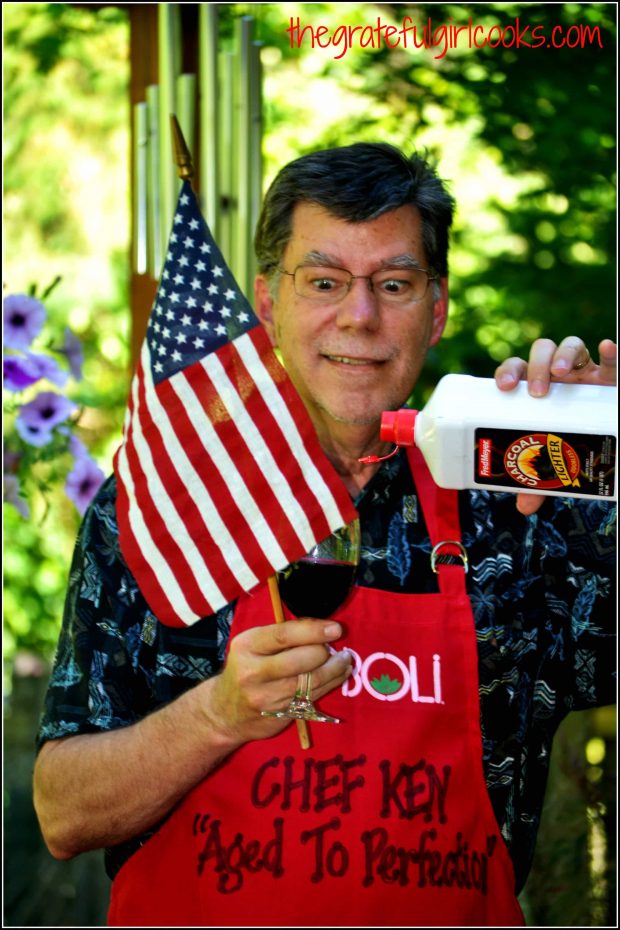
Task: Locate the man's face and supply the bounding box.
[255,202,448,436]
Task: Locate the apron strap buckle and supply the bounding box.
[431,540,469,574]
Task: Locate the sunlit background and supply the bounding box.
[3,2,616,926]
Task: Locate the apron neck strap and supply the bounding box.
[406,446,468,597]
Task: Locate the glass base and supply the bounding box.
[261,698,340,723]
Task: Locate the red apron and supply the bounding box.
[108,449,524,926]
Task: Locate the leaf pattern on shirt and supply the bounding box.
[387,511,411,586]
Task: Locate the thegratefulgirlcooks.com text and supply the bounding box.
[285,15,604,61]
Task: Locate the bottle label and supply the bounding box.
[474,429,616,497]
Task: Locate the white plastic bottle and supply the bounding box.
[373,375,617,501]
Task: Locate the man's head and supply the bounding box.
[255,142,454,285]
[253,143,454,452]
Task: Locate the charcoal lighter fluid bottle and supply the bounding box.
[364,375,617,501]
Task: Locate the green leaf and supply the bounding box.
[370,673,402,695]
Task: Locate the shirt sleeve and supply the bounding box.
[36,476,154,748]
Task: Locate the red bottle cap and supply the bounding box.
[359,408,419,464]
[380,408,417,447]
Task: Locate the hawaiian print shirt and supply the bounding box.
[36,451,616,891]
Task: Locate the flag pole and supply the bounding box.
[171,114,194,180]
[170,116,310,750]
[267,578,311,750]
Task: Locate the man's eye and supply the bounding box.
[309,277,338,291]
[379,278,411,294]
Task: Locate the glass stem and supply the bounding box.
[298,673,312,703]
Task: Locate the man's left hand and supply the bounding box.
[494,337,617,515]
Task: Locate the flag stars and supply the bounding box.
[176,332,187,345]
[224,288,236,301]
[171,349,182,362]
[178,255,189,268]
[169,292,180,304]
[215,324,227,336]
[202,301,213,313]
[153,361,164,373]
[173,273,184,285]
[165,309,175,321]
[195,260,207,272]
[200,242,211,254]
[157,344,167,356]
[237,311,250,324]
[193,336,205,349]
[198,320,210,331]
[190,277,201,290]
[212,265,223,278]
[189,218,200,230]
[184,236,195,249]
[186,296,197,309]
[161,327,171,339]
[180,314,192,326]
[219,306,232,319]
[207,283,219,296]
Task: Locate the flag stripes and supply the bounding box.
[115,326,356,626]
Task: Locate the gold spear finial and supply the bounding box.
[170,114,194,180]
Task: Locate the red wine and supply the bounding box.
[278,559,356,618]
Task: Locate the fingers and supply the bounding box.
[310,649,354,700]
[226,621,350,706]
[494,356,528,390]
[250,618,344,656]
[516,493,546,517]
[597,338,617,385]
[495,337,617,397]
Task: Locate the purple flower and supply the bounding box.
[3,294,46,350]
[4,474,30,518]
[14,417,54,447]
[15,391,77,447]
[4,352,68,392]
[68,433,89,459]
[4,356,41,391]
[53,327,84,380]
[65,455,105,514]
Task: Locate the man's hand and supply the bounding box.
[494,337,617,515]
[206,620,352,744]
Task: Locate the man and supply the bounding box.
[34,143,616,925]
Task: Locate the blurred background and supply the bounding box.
[3,2,616,925]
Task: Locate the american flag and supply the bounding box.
[114,181,357,627]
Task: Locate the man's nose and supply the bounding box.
[334,277,380,330]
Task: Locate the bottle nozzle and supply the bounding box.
[358,409,418,465]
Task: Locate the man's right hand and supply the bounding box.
[206,619,352,744]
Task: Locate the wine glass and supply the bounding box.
[262,518,360,723]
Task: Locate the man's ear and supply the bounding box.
[254,275,277,347]
[429,277,449,347]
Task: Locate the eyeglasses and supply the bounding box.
[278,264,438,305]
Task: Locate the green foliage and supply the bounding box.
[3,3,130,665]
[254,1,616,402]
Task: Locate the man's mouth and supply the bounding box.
[322,354,386,366]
